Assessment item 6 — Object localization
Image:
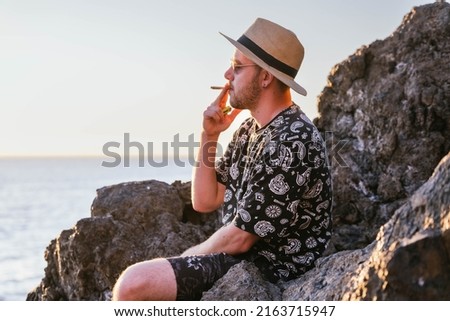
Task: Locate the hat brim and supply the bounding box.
[220,32,307,96]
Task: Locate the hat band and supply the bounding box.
[237,35,298,78]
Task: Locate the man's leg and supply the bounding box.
[112,258,176,301]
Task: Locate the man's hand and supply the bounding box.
[202,84,241,138]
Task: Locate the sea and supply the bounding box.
[0,157,193,301]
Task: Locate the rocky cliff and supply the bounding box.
[27,2,450,301]
[314,1,450,253]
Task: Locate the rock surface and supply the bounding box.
[314,2,450,252]
[27,3,450,301]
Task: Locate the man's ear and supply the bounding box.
[262,70,274,88]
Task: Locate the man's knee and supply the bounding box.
[112,263,144,301]
[112,258,177,301]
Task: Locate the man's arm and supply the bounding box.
[181,223,260,256]
[191,85,241,213]
[191,131,226,212]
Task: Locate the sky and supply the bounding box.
[0,0,433,158]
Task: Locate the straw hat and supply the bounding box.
[220,18,307,96]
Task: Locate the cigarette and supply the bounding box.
[210,86,224,90]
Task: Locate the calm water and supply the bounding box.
[0,157,192,300]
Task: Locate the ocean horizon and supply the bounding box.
[0,157,193,300]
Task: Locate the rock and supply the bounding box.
[281,152,450,301]
[27,180,220,300]
[314,2,450,252]
[27,2,450,301]
[201,261,282,301]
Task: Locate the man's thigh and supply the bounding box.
[167,253,241,300]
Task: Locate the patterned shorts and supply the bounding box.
[167,253,242,300]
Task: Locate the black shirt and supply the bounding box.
[216,104,332,281]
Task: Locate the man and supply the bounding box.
[113,18,332,301]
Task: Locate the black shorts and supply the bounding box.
[167,253,242,300]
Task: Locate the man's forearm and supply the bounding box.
[181,224,260,257]
[191,131,223,212]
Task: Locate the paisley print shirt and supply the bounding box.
[216,104,332,282]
